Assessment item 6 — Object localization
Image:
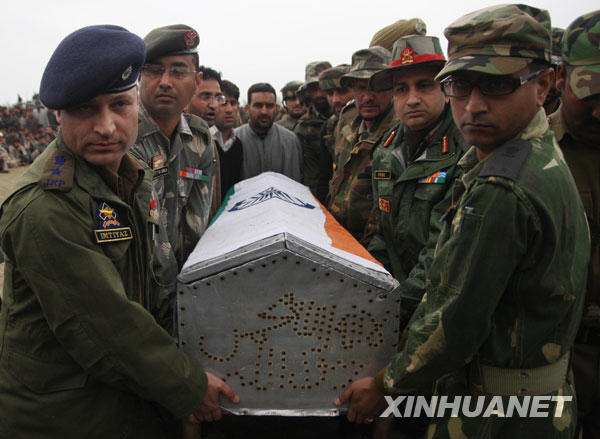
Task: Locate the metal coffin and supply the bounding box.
[178,172,400,416]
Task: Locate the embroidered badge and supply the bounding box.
[374,170,392,180]
[179,167,209,181]
[401,48,415,64]
[151,155,168,179]
[441,136,449,154]
[149,199,159,222]
[94,202,133,243]
[379,198,391,213]
[43,155,68,189]
[121,65,133,81]
[152,155,165,170]
[383,131,396,148]
[184,29,198,48]
[419,171,447,184]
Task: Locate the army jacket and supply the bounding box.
[294,105,329,195]
[368,107,465,322]
[131,106,216,295]
[275,113,301,132]
[549,107,600,327]
[0,137,207,438]
[380,110,589,437]
[327,105,396,245]
[314,113,339,204]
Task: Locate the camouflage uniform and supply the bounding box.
[548,11,600,438]
[375,6,590,438]
[131,105,216,299]
[328,47,395,245]
[294,62,331,196]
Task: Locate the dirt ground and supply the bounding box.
[0,166,27,297]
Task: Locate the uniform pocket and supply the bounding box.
[6,350,87,393]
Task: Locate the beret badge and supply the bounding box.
[184,30,198,48]
[401,48,415,64]
[121,65,133,81]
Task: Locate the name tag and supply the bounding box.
[374,170,392,180]
[94,227,133,243]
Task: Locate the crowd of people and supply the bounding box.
[0,100,58,170]
[0,4,598,439]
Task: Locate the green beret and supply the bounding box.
[144,24,199,63]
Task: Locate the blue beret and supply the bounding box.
[40,25,146,110]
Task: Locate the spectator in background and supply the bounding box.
[188,66,224,128]
[211,79,243,198]
[235,82,303,182]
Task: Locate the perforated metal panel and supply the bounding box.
[178,235,400,416]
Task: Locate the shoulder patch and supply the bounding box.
[38,148,74,191]
[479,139,532,181]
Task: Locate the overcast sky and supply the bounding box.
[0,0,596,106]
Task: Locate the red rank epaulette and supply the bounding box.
[441,136,448,154]
[383,131,396,148]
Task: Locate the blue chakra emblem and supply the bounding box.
[228,187,316,212]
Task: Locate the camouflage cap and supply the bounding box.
[281,80,304,99]
[340,46,392,87]
[561,10,600,99]
[370,35,446,92]
[551,27,565,65]
[436,4,551,79]
[304,61,333,87]
[370,18,427,52]
[144,24,199,63]
[318,64,351,91]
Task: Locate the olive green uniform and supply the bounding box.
[0,136,207,437]
[327,105,396,245]
[379,110,590,438]
[368,107,465,324]
[550,106,600,437]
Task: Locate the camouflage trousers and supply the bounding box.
[420,373,577,438]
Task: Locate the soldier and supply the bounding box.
[0,25,238,437]
[276,80,306,131]
[337,5,590,438]
[548,10,600,438]
[315,64,353,203]
[327,47,396,245]
[131,25,218,328]
[368,34,466,331]
[294,61,332,197]
[188,66,225,128]
[544,27,565,115]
